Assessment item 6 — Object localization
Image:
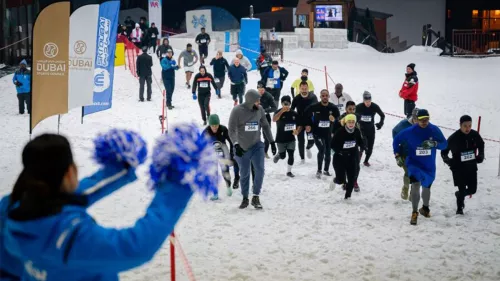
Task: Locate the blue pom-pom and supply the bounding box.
[93,129,148,168]
[149,123,219,198]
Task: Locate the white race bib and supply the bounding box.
[319,120,330,128]
[200,82,208,88]
[461,151,475,162]
[284,124,296,131]
[200,39,207,43]
[307,133,314,140]
[216,151,224,157]
[162,53,167,58]
[266,78,276,88]
[361,115,372,122]
[416,147,431,156]
[343,141,356,149]
[151,34,156,38]
[245,122,258,132]
[337,104,344,111]
[214,78,220,83]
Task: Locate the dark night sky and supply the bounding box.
[122,0,299,27]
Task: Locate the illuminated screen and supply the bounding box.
[315,5,343,22]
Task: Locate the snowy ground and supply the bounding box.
[1,44,500,281]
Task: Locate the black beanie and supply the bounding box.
[460,115,472,124]
[407,63,416,71]
[302,68,308,74]
[281,95,291,103]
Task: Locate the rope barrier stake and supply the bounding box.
[170,232,176,281]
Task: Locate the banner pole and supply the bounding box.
[81,106,84,124]
[324,66,328,90]
[170,232,176,281]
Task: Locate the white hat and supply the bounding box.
[135,23,140,28]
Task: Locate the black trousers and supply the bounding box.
[198,92,211,121]
[404,99,416,118]
[363,132,375,163]
[452,168,477,209]
[139,76,152,101]
[278,149,295,165]
[333,153,359,198]
[263,114,272,153]
[266,87,282,106]
[150,38,157,53]
[17,93,31,114]
[230,83,245,104]
[297,129,314,160]
[314,134,332,172]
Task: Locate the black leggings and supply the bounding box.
[453,169,477,208]
[278,150,295,165]
[333,153,358,198]
[297,130,314,160]
[363,133,375,163]
[314,134,332,172]
[198,92,211,121]
[263,114,272,153]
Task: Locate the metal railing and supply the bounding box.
[352,21,394,53]
[260,38,284,61]
[452,29,500,56]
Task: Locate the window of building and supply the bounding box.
[472,10,500,32]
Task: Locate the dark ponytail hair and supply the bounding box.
[10,134,74,206]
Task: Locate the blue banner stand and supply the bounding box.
[240,18,260,71]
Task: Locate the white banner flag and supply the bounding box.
[149,0,162,31]
[68,4,99,110]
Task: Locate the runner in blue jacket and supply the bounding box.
[393,109,447,225]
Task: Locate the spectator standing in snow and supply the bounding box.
[161,50,180,110]
[290,68,315,96]
[124,16,135,36]
[231,50,252,71]
[228,58,248,106]
[130,23,143,48]
[178,44,199,89]
[157,38,174,60]
[136,46,153,102]
[195,27,211,64]
[399,63,419,118]
[192,65,218,125]
[393,109,447,225]
[441,115,485,215]
[256,48,273,79]
[12,59,31,115]
[260,60,289,106]
[228,90,276,210]
[210,50,230,98]
[329,83,353,114]
[148,23,159,54]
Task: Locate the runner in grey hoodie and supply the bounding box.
[229,89,276,210]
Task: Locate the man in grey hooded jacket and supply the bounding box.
[229,89,277,209]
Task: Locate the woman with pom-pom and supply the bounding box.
[2,126,217,281]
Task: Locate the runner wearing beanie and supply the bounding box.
[228,89,277,209]
[399,63,419,118]
[192,65,218,125]
[331,114,366,199]
[290,68,315,96]
[273,95,300,177]
[392,107,419,200]
[257,81,278,158]
[441,115,485,215]
[356,91,385,167]
[203,114,241,199]
[393,109,447,225]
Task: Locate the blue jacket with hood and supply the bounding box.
[12,60,31,94]
[392,123,447,187]
[3,165,193,281]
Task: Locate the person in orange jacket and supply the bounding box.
[399,63,419,118]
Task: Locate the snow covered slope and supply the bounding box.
[1,45,499,281]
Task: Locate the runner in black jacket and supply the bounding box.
[195,27,211,64]
[156,38,174,60]
[209,51,229,98]
[331,114,366,199]
[356,91,385,166]
[441,115,485,215]
[305,89,340,178]
[192,65,217,125]
[273,95,300,177]
[291,81,318,163]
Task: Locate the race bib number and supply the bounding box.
[214,78,220,83]
[343,141,356,149]
[416,147,431,156]
[307,133,314,140]
[200,39,207,43]
[284,124,296,131]
[361,115,372,122]
[200,82,208,88]
[337,104,344,111]
[216,151,224,157]
[245,122,258,132]
[461,151,475,162]
[266,78,277,88]
[151,34,156,38]
[162,53,167,57]
[319,120,330,128]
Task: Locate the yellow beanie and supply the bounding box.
[344,114,357,123]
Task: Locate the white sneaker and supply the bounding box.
[226,187,233,197]
[306,149,312,159]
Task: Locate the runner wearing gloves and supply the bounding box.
[356,91,385,167]
[331,114,366,199]
[393,109,447,225]
[305,89,340,179]
[392,107,419,200]
[329,83,353,114]
[192,65,218,125]
[229,90,277,209]
[209,51,230,98]
[399,63,419,118]
[273,95,300,177]
[228,58,248,106]
[203,114,241,199]
[257,82,278,158]
[441,115,485,215]
[290,69,315,96]
[260,60,289,106]
[291,81,318,163]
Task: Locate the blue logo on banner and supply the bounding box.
[94,72,105,87]
[192,15,207,28]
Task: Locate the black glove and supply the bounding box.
[15,81,23,87]
[271,142,277,156]
[476,154,484,164]
[306,140,315,150]
[234,144,245,157]
[442,157,452,167]
[375,123,383,130]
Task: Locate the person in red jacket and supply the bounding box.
[399,63,419,118]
